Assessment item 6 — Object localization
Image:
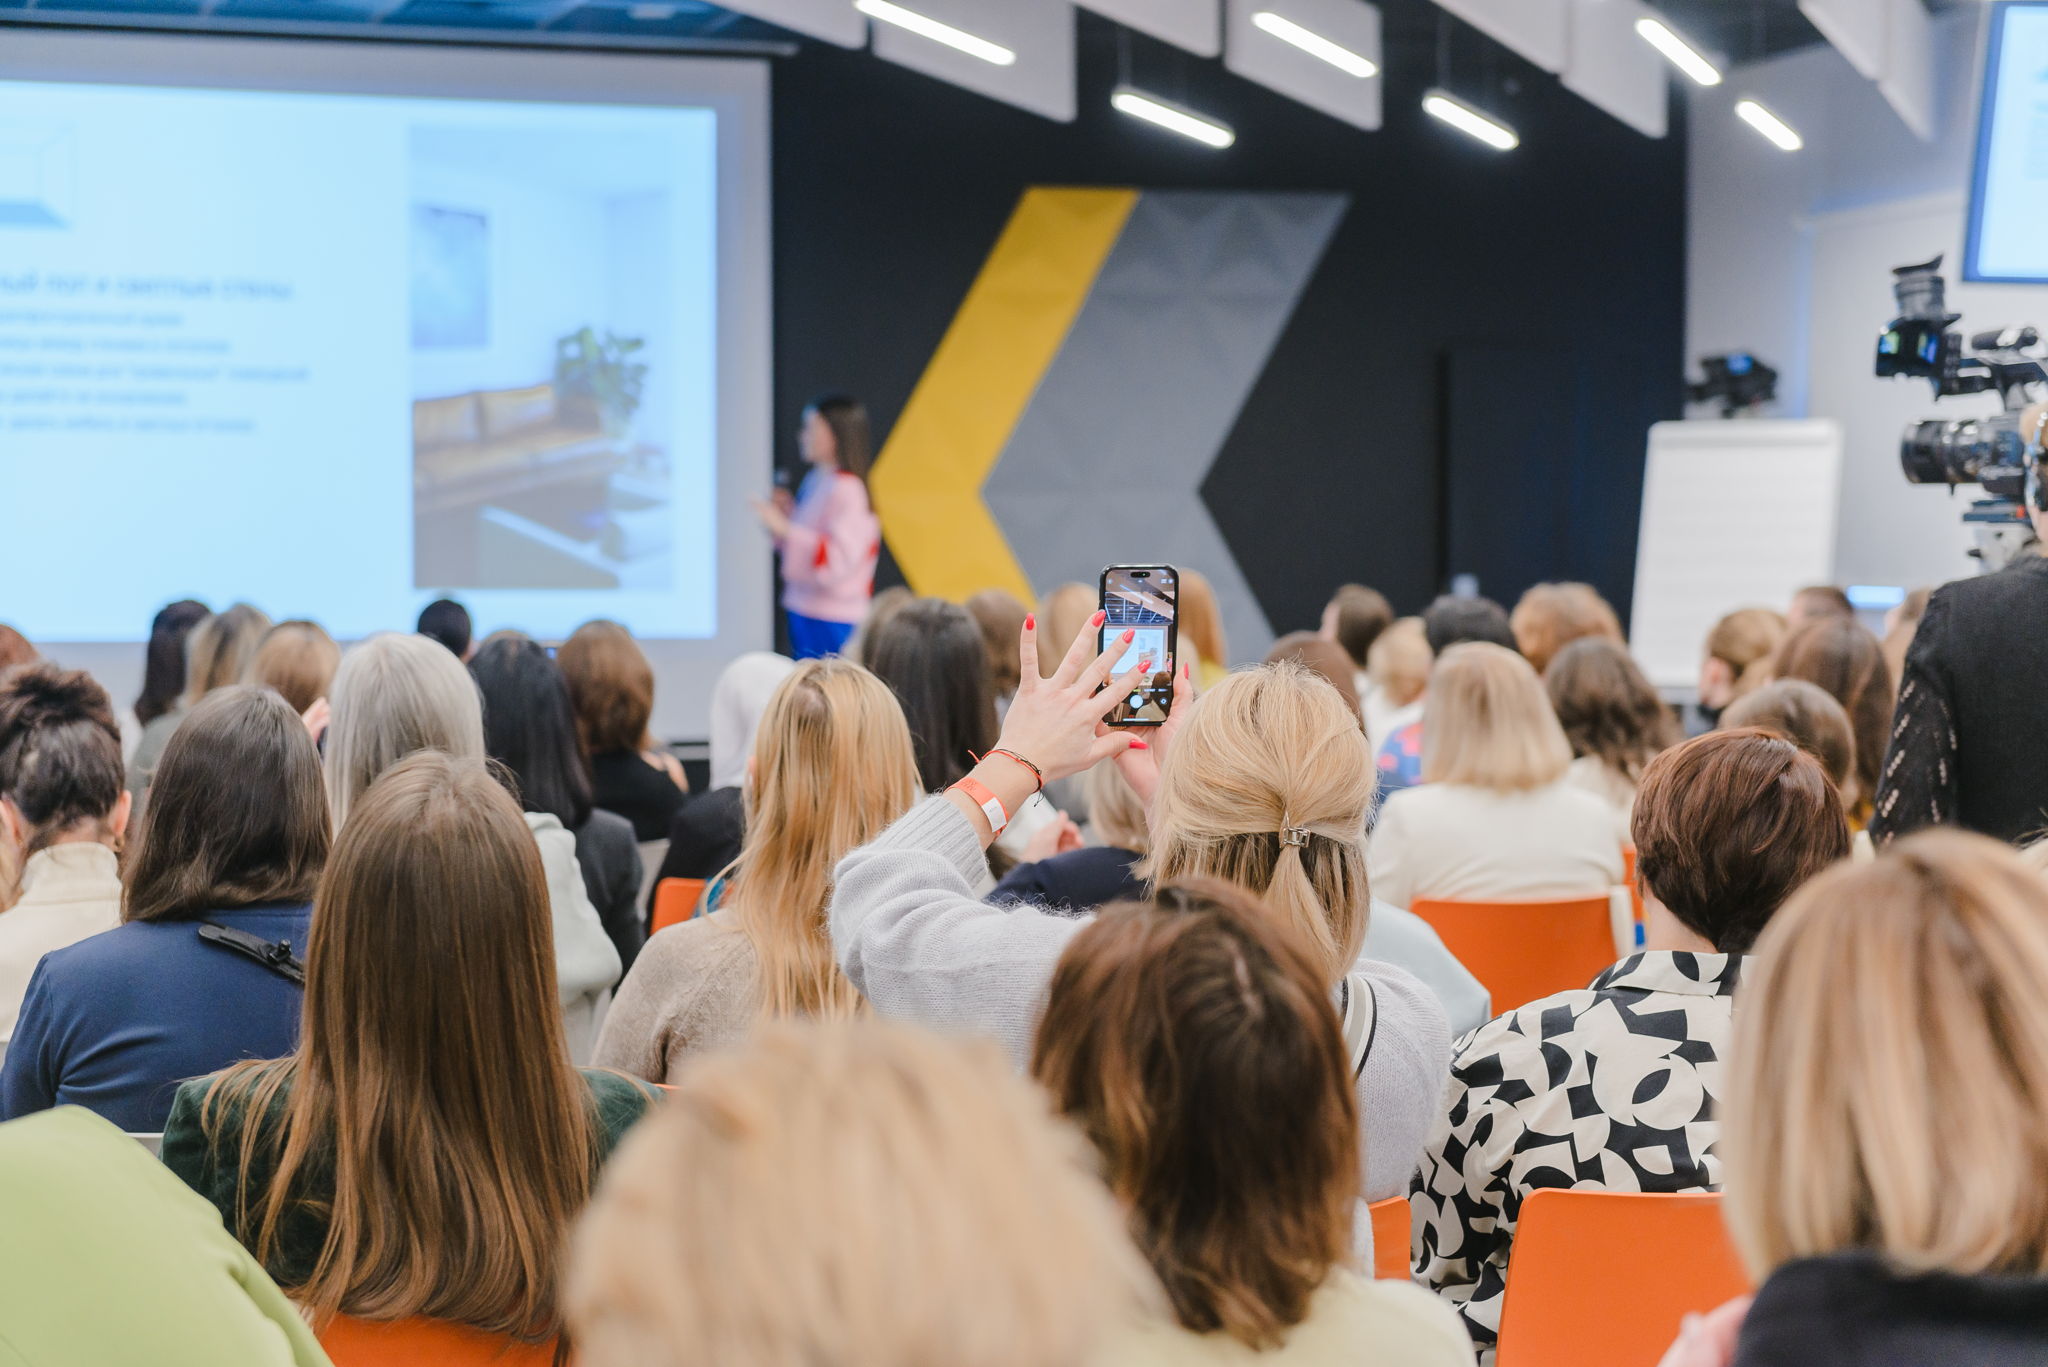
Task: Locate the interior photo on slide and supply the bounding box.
[409,126,682,593]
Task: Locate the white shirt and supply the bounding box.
[1562,755,1638,826]
[0,843,122,1050]
[1101,1271,1475,1367]
[1367,778,1627,911]
[524,813,623,1065]
[1362,684,1424,756]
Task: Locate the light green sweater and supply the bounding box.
[0,1106,330,1367]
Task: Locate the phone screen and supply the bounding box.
[1098,565,1178,727]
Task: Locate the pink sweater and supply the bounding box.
[780,470,880,624]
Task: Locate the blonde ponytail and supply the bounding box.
[1144,664,1374,980]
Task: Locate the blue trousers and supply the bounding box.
[787,609,856,660]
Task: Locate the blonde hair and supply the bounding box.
[245,620,340,715]
[1178,569,1228,677]
[729,660,920,1019]
[1085,759,1150,857]
[1144,663,1373,981]
[566,1020,1154,1367]
[1365,616,1431,708]
[1037,583,1096,679]
[1724,831,2048,1282]
[323,633,485,827]
[1421,642,1572,791]
[1510,582,1624,674]
[184,603,272,706]
[1706,607,1787,701]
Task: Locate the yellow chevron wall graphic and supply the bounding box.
[869,187,1135,604]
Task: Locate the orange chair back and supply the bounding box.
[1495,1189,1749,1367]
[1623,845,1644,937]
[319,1315,560,1367]
[1410,895,1615,1015]
[649,877,706,934]
[1367,1196,1412,1280]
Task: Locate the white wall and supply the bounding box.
[1686,8,2048,593]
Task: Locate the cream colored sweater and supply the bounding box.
[592,913,760,1083]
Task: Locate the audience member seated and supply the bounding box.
[1376,595,1518,795]
[1034,881,1474,1366]
[648,650,794,894]
[164,753,652,1344]
[1265,631,1363,722]
[1721,680,1864,857]
[557,618,689,841]
[473,634,644,974]
[324,632,618,1059]
[1,687,327,1132]
[1879,586,1930,688]
[1785,583,1854,634]
[127,602,271,798]
[1320,582,1394,704]
[1769,618,1892,829]
[990,759,1150,914]
[846,583,913,668]
[568,1020,1151,1367]
[245,619,340,715]
[1694,608,1785,731]
[0,626,34,675]
[830,623,1451,1201]
[1362,615,1430,753]
[1685,832,2048,1367]
[1510,581,1624,675]
[1412,730,1849,1360]
[127,598,208,757]
[1545,636,1678,821]
[967,588,1030,716]
[1034,581,1097,680]
[1176,569,1230,690]
[0,667,128,1051]
[0,1106,328,1367]
[596,659,918,1079]
[415,596,474,660]
[1368,644,1626,909]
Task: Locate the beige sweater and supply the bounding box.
[0,843,122,1051]
[1101,1272,1474,1367]
[592,912,760,1083]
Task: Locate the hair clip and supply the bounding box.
[1281,826,1310,847]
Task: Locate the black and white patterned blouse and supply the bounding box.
[1408,951,1741,1359]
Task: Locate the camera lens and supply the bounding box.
[1899,415,2029,488]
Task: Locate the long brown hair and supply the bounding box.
[1032,881,1358,1348]
[200,752,598,1339]
[557,619,658,755]
[1545,636,1678,785]
[245,620,340,715]
[1771,617,1893,815]
[123,687,328,923]
[729,659,920,1019]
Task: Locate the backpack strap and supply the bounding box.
[1338,972,1379,1080]
[197,920,306,986]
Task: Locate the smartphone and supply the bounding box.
[1098,564,1178,727]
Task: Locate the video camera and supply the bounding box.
[1876,255,2046,567]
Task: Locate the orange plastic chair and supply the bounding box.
[1410,895,1616,1015]
[1367,1196,1411,1280]
[1495,1189,1750,1367]
[319,1315,560,1367]
[649,877,706,935]
[1624,845,1644,935]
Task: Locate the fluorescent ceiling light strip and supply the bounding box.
[854,0,1017,65]
[1421,89,1518,150]
[1111,86,1236,148]
[1250,10,1379,78]
[1634,16,1721,86]
[1735,97,1802,150]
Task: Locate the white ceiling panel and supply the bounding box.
[1799,0,1888,80]
[1878,0,1934,141]
[1562,0,1667,138]
[868,0,1077,121]
[1224,0,1382,131]
[1077,0,1221,57]
[717,0,864,46]
[1431,0,1570,74]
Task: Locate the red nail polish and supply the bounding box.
[1122,628,1135,643]
[1129,739,1149,750]
[1091,610,1106,626]
[1024,613,1035,630]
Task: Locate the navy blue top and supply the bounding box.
[0,903,311,1134]
[988,846,1146,918]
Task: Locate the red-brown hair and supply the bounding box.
[557,619,657,755]
[1632,728,1850,953]
[1771,618,1893,815]
[1030,880,1357,1348]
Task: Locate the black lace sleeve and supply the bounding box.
[1869,590,1958,846]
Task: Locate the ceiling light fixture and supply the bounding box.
[1634,16,1722,86]
[1421,88,1518,150]
[1735,97,1803,150]
[1111,86,1236,148]
[1250,10,1379,78]
[854,0,1017,66]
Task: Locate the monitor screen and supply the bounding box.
[1966,2,2048,282]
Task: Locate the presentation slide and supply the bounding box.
[0,41,766,664]
[1967,3,2048,282]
